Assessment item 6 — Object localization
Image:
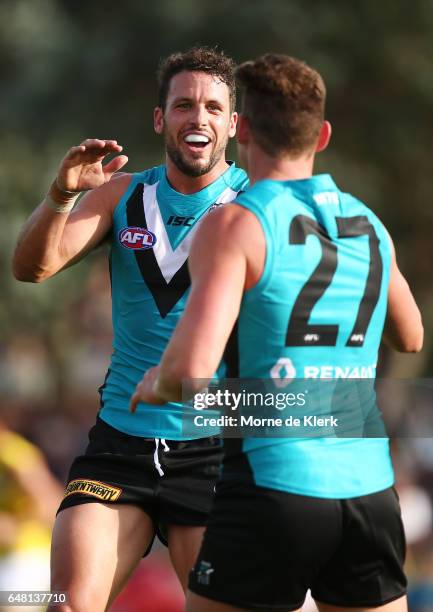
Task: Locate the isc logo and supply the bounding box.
[167,215,195,227]
[118,226,157,250]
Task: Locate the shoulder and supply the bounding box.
[343,190,389,227]
[105,172,135,197]
[190,203,266,290]
[74,172,134,215]
[236,179,285,208]
[134,165,165,186]
[80,165,165,206]
[200,201,261,232]
[193,203,264,251]
[108,166,166,206]
[340,190,381,222]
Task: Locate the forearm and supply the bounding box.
[154,289,242,403]
[154,328,216,403]
[12,182,79,282]
[154,363,212,403]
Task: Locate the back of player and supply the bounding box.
[187,54,411,612]
[190,175,407,611]
[225,175,394,499]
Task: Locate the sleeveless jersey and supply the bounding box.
[224,174,394,498]
[99,163,248,439]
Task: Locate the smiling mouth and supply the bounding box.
[183,134,211,151]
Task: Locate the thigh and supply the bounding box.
[188,482,341,611]
[167,525,205,592]
[58,417,160,518]
[312,487,407,608]
[186,591,301,612]
[316,594,408,612]
[157,436,223,552]
[159,437,223,524]
[50,503,155,611]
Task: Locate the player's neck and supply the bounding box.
[165,157,229,195]
[247,147,315,185]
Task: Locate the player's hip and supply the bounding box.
[189,481,406,609]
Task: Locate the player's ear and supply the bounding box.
[228,111,238,138]
[316,121,331,153]
[236,114,250,145]
[154,107,164,134]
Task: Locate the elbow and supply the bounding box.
[12,268,43,283]
[12,261,36,282]
[407,319,424,353]
[397,327,424,353]
[405,335,424,354]
[12,256,52,283]
[12,267,47,283]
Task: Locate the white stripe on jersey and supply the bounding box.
[141,183,240,283]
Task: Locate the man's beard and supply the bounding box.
[165,133,228,178]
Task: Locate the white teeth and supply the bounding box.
[184,134,210,144]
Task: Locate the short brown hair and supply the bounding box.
[157,46,236,111]
[236,54,326,157]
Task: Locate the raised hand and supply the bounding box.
[56,139,129,193]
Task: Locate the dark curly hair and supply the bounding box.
[236,54,326,157]
[157,46,236,112]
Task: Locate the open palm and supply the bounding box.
[57,138,128,192]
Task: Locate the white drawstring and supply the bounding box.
[153,438,170,476]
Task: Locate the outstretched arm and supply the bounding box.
[12,138,129,282]
[130,204,264,410]
[383,240,423,352]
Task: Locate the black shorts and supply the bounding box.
[189,482,407,610]
[58,417,223,554]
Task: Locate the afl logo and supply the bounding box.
[118,226,157,250]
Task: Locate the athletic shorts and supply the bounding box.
[189,482,407,610]
[57,416,223,554]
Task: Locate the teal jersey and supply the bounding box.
[100,163,248,438]
[227,174,394,498]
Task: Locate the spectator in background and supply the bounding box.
[0,418,62,610]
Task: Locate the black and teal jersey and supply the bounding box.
[225,174,394,498]
[100,163,248,438]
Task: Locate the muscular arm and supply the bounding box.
[383,240,423,352]
[155,206,247,402]
[130,204,265,409]
[12,139,129,282]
